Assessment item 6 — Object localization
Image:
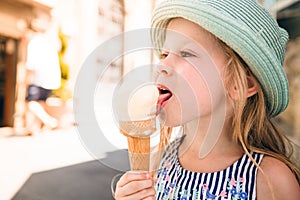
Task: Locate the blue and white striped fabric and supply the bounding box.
[155,138,264,200]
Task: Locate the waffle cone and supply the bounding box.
[119,119,172,173]
[126,135,150,171]
[119,119,156,171]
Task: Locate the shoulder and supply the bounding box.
[256,156,300,200]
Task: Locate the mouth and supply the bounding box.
[157,85,173,114]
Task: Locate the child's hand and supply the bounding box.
[114,171,156,200]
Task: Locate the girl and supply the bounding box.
[115,0,300,199]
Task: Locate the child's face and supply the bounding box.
[156,18,230,126]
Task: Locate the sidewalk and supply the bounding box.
[0,81,125,200]
[0,127,95,200]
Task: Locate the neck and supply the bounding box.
[180,115,242,160]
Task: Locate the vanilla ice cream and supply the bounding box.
[128,85,159,121]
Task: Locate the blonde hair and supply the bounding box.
[219,40,300,185]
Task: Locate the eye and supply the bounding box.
[159,51,169,60]
[180,51,195,57]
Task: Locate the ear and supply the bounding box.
[228,75,258,100]
[246,75,258,98]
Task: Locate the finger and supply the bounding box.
[117,171,151,188]
[126,186,156,200]
[142,194,156,200]
[118,178,154,196]
[115,185,155,200]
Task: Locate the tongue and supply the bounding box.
[157,93,172,113]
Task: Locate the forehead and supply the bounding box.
[165,18,217,50]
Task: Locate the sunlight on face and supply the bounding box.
[156,18,228,127]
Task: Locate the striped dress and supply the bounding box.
[155,137,264,200]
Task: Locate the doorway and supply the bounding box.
[0,36,18,127]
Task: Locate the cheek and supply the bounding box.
[173,69,210,124]
[193,81,213,116]
[183,62,227,115]
[183,67,211,108]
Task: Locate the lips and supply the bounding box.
[157,85,172,114]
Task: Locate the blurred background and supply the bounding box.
[0,0,299,199]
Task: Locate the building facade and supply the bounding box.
[0,0,53,128]
[0,0,132,131]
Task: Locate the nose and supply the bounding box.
[156,63,171,76]
[156,53,177,76]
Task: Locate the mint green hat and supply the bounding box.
[151,0,289,117]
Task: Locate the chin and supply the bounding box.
[158,111,188,127]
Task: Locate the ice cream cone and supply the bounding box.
[126,135,150,171]
[116,84,168,172]
[119,118,156,171]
